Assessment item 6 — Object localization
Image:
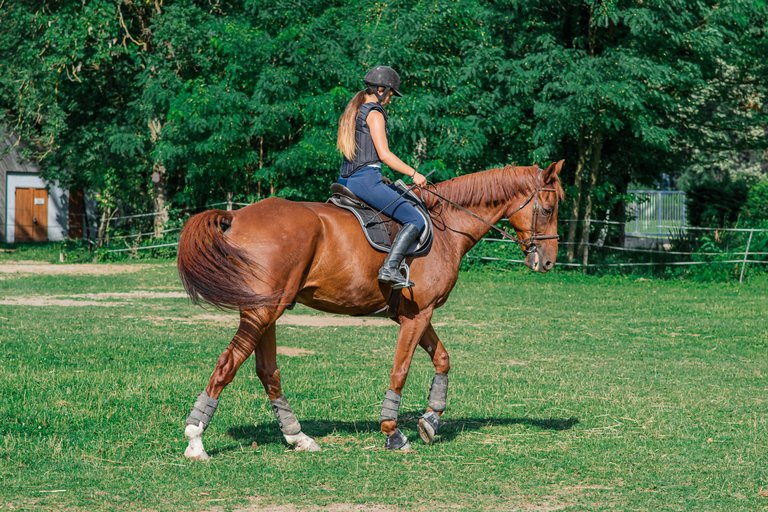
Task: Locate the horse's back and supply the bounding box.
[227,197,365,246]
[225,197,379,279]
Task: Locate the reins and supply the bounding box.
[421,169,559,255]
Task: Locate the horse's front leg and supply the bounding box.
[380,306,434,450]
[254,322,320,452]
[184,310,266,461]
[417,323,450,445]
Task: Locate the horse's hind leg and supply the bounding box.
[184,310,268,461]
[254,322,320,452]
[417,323,450,444]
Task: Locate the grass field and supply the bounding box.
[1,260,767,511]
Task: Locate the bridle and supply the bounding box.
[422,168,559,256]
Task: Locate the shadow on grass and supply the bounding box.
[218,411,579,453]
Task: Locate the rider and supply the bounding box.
[336,66,428,289]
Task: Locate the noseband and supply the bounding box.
[422,168,559,255]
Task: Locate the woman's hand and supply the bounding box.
[411,171,427,187]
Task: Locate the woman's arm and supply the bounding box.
[367,111,427,187]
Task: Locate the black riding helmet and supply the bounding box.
[363,66,403,103]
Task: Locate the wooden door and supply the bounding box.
[15,188,48,242]
[68,188,85,239]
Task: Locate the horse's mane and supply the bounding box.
[422,165,565,209]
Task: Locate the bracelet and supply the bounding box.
[412,170,418,178]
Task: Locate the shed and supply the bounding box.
[1,130,93,243]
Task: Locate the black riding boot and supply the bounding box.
[378,224,420,289]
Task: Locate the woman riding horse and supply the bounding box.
[177,67,565,457]
[336,66,427,289]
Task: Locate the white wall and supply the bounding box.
[5,174,68,243]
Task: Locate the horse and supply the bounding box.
[177,160,565,458]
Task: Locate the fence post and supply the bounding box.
[739,229,754,284]
[680,192,686,232]
[657,191,662,236]
[581,218,591,274]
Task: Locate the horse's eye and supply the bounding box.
[542,207,553,216]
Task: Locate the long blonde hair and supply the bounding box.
[337,87,383,161]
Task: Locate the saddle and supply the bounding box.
[327,180,433,256]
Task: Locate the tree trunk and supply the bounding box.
[566,126,590,262]
[258,136,264,200]
[148,118,168,237]
[580,129,603,272]
[152,162,168,237]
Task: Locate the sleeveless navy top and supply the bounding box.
[339,102,389,178]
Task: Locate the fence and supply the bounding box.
[54,198,767,283]
[475,218,768,283]
[625,190,687,237]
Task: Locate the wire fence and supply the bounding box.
[472,217,768,283]
[21,197,766,283]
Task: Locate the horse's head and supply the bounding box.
[507,160,565,273]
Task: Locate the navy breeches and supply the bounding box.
[337,166,426,233]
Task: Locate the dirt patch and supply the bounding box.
[69,291,188,299]
[0,291,186,307]
[0,263,157,276]
[276,347,315,357]
[0,297,129,307]
[145,314,394,328]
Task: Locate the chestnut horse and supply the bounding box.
[177,160,564,458]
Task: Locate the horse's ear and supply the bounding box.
[542,159,565,182]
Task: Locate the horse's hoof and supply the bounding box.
[184,423,209,460]
[418,411,440,445]
[285,432,321,452]
[184,446,210,461]
[384,428,411,450]
[295,436,321,452]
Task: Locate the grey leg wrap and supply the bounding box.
[380,389,401,423]
[428,373,448,412]
[270,395,302,436]
[384,428,410,450]
[185,390,219,431]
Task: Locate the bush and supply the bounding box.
[740,179,768,226]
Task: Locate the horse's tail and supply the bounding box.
[177,209,277,311]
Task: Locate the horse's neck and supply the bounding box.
[438,199,510,257]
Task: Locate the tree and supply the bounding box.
[2,0,765,250]
[489,0,768,263]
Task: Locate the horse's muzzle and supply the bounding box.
[524,247,555,273]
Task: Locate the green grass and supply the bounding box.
[1,261,767,511]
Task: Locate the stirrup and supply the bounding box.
[379,261,413,289]
[393,261,414,289]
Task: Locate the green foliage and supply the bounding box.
[740,179,768,225]
[1,0,766,258]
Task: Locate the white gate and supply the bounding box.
[625,190,686,237]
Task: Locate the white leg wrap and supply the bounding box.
[184,423,209,461]
[284,431,321,452]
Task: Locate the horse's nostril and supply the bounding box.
[544,260,554,270]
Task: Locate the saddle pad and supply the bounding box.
[328,180,433,256]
